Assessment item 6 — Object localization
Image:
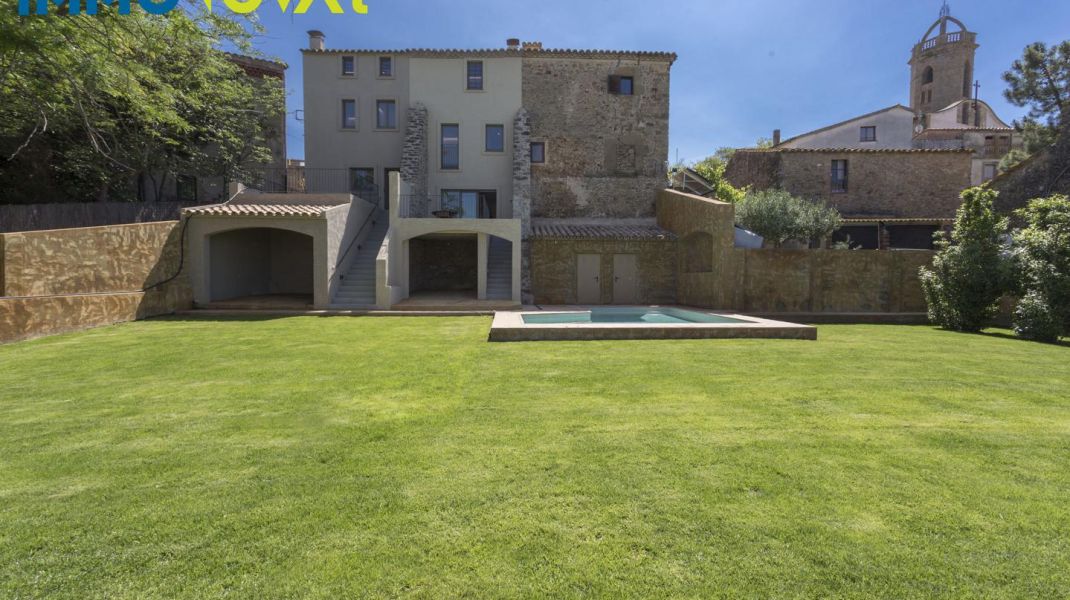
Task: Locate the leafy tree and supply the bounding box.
[0,2,284,203]
[734,189,841,248]
[919,187,1011,332]
[1011,194,1070,341]
[1002,41,1070,151]
[690,154,746,204]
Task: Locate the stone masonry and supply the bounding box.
[512,107,534,303]
[726,149,973,219]
[523,56,672,218]
[401,103,429,216]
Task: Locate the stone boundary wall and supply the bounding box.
[1,221,192,343]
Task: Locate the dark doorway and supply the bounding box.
[408,235,477,293]
[888,225,940,250]
[832,225,879,250]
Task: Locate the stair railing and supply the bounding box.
[334,210,379,282]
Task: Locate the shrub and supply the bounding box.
[1013,290,1062,342]
[734,189,841,248]
[1012,194,1070,340]
[690,154,747,204]
[919,187,1010,332]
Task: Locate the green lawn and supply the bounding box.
[1,317,1069,598]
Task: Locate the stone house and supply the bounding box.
[179,34,677,309]
[729,6,1021,249]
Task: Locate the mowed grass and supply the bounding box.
[1,317,1069,599]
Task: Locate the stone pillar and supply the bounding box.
[401,103,429,217]
[512,108,534,304]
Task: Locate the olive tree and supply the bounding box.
[734,189,841,248]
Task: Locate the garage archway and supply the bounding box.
[208,228,314,303]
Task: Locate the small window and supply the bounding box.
[441,124,460,170]
[341,99,357,129]
[609,75,634,95]
[176,175,197,203]
[376,100,397,129]
[341,56,355,76]
[466,61,484,91]
[378,56,393,78]
[860,126,877,142]
[530,142,545,164]
[349,168,375,193]
[831,159,848,193]
[922,66,934,85]
[982,163,997,182]
[485,124,505,153]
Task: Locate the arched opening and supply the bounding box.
[682,232,714,273]
[922,66,934,85]
[208,228,314,303]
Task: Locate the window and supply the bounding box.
[922,66,934,85]
[378,56,393,77]
[860,126,877,142]
[176,175,197,203]
[530,141,545,164]
[441,124,460,170]
[485,124,505,153]
[341,56,355,76]
[609,75,634,95]
[982,163,997,182]
[466,61,484,90]
[341,99,357,129]
[831,160,848,192]
[376,100,397,129]
[349,168,375,193]
[441,190,497,219]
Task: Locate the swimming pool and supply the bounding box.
[491,307,816,342]
[522,307,749,325]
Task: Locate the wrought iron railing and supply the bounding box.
[244,168,381,205]
[398,195,508,219]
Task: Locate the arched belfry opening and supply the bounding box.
[909,5,978,113]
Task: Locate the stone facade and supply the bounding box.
[0,221,193,343]
[988,122,1070,220]
[523,56,672,218]
[727,149,973,219]
[909,15,976,114]
[401,103,429,215]
[530,238,677,305]
[512,108,533,237]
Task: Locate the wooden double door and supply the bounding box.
[576,254,637,305]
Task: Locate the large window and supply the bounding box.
[378,56,393,78]
[376,100,397,129]
[831,159,849,193]
[341,99,357,129]
[530,141,546,164]
[466,61,484,91]
[349,168,375,194]
[441,190,497,219]
[341,56,355,76]
[485,124,505,153]
[609,75,634,95]
[860,126,877,142]
[441,124,460,170]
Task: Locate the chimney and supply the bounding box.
[772,129,781,146]
[506,38,520,50]
[307,30,325,51]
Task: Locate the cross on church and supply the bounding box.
[974,80,981,101]
[940,1,951,18]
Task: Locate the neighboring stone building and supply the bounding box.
[730,5,1023,249]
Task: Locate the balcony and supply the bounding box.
[399,194,510,220]
[244,167,381,206]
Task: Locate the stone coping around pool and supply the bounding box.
[489,306,817,342]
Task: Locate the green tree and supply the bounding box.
[1002,41,1070,150]
[1012,195,1070,342]
[0,1,284,203]
[690,153,746,204]
[734,189,840,248]
[919,187,1011,332]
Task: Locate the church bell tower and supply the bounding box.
[909,2,977,114]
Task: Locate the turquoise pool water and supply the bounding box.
[521,307,750,325]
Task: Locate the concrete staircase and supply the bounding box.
[486,236,512,301]
[330,216,389,308]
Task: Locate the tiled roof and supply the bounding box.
[740,147,972,154]
[183,204,335,218]
[302,48,677,62]
[842,217,955,223]
[532,223,677,241]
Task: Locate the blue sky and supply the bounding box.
[247,0,1070,163]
